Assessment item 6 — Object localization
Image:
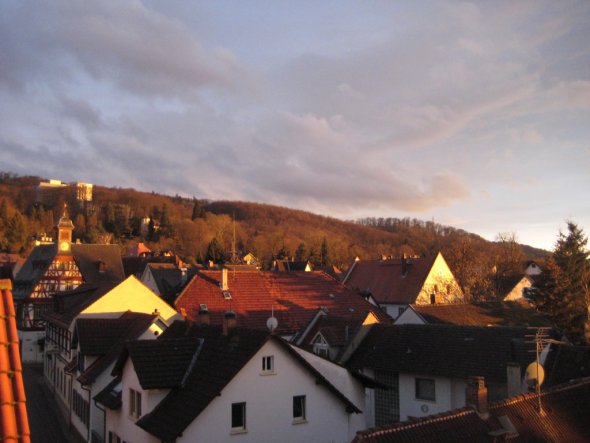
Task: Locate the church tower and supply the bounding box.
[56,204,74,254]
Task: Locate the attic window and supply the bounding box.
[261,355,274,374]
[312,334,329,358]
[222,291,232,300]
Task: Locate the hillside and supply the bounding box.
[0,171,549,299]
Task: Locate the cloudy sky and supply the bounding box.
[1,1,589,250]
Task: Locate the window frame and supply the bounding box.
[261,355,274,374]
[129,388,142,419]
[292,395,307,423]
[415,377,436,402]
[231,402,247,433]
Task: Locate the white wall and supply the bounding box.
[179,340,365,443]
[398,374,455,421]
[394,308,425,325]
[18,330,45,362]
[382,304,407,320]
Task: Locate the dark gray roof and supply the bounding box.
[71,244,125,283]
[121,322,361,441]
[77,312,158,385]
[12,245,56,301]
[352,378,590,443]
[346,324,542,383]
[13,243,124,301]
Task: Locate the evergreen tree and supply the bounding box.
[320,237,331,267]
[191,199,204,220]
[295,243,307,261]
[206,237,226,264]
[6,211,28,252]
[533,222,590,344]
[0,199,8,227]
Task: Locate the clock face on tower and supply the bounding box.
[59,241,70,252]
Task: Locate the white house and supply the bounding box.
[43,275,181,442]
[100,320,371,443]
[344,324,540,426]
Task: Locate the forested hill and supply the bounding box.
[0,171,548,298]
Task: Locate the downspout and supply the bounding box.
[94,399,106,443]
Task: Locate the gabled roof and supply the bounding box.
[76,312,158,386]
[71,243,125,283]
[43,282,119,329]
[73,312,155,355]
[346,324,539,383]
[93,377,122,410]
[0,280,30,442]
[114,337,202,389]
[175,270,390,335]
[144,263,197,302]
[13,243,124,301]
[411,301,553,327]
[125,322,362,441]
[352,378,590,443]
[343,255,438,304]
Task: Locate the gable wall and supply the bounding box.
[140,267,161,296]
[81,277,179,322]
[394,308,426,325]
[179,340,365,443]
[503,277,532,301]
[415,254,464,305]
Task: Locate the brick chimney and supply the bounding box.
[198,305,210,326]
[223,310,237,336]
[466,376,488,416]
[221,268,229,291]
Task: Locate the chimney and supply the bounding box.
[223,310,237,336]
[180,267,188,285]
[401,254,408,277]
[221,268,229,291]
[198,305,210,326]
[97,260,106,273]
[506,362,522,397]
[466,376,488,416]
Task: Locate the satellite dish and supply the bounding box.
[525,361,545,387]
[266,316,278,332]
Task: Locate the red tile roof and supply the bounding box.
[352,378,590,443]
[175,270,390,335]
[0,280,31,442]
[343,256,438,304]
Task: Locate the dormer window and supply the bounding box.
[311,334,330,358]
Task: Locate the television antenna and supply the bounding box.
[525,327,552,415]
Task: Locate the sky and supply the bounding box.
[1,1,589,251]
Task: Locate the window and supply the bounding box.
[129,388,142,419]
[293,395,306,423]
[415,378,436,401]
[262,355,274,374]
[231,402,246,431]
[311,334,329,358]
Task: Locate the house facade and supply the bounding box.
[342,252,464,319]
[43,276,180,442]
[345,324,539,426]
[13,211,124,362]
[102,323,368,443]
